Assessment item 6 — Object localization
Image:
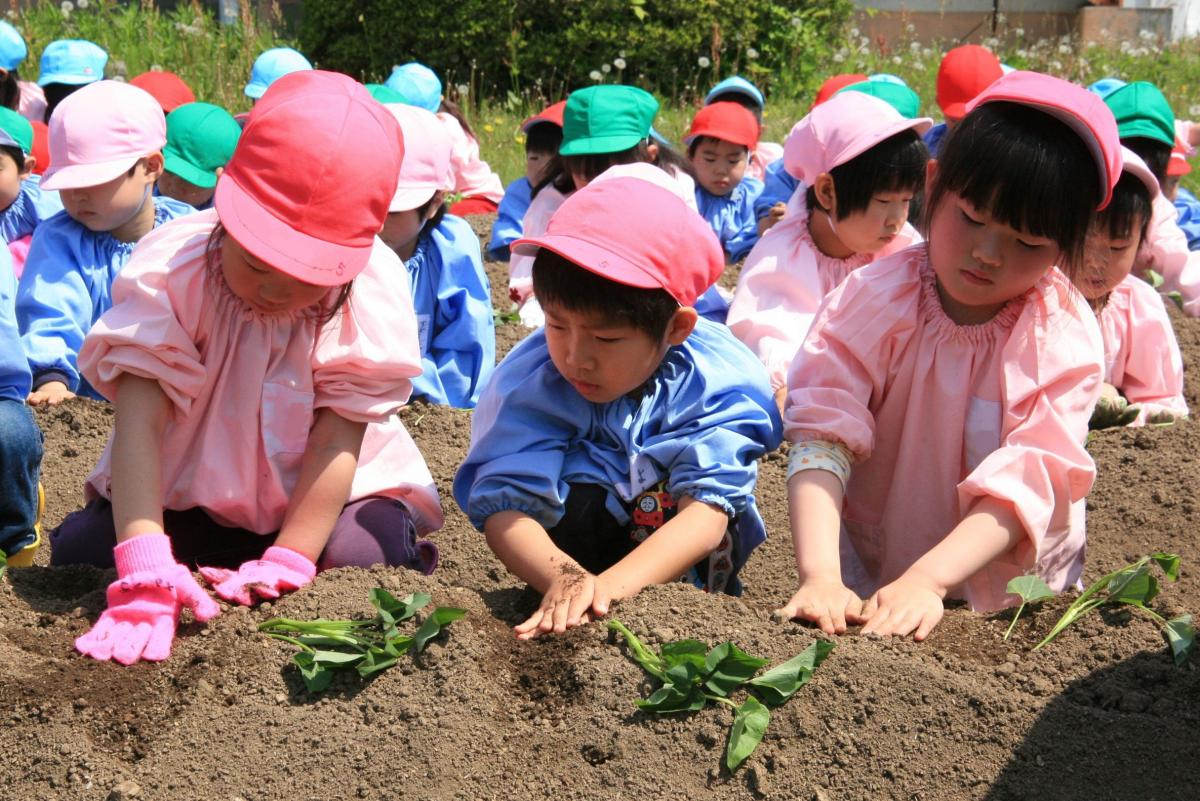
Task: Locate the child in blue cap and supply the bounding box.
[17,80,194,405]
[0,20,43,122]
[0,243,43,569]
[37,38,106,122]
[244,47,312,101]
[0,107,63,254]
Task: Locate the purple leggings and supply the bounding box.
[49,497,439,574]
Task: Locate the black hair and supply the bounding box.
[0,68,19,111]
[806,128,928,220]
[1121,136,1171,187]
[205,222,352,326]
[707,91,763,122]
[42,82,84,123]
[531,248,679,340]
[652,138,696,180]
[0,144,23,171]
[525,120,562,155]
[1096,170,1152,243]
[535,140,650,197]
[686,134,750,159]
[415,192,448,238]
[924,101,1099,279]
[438,98,474,139]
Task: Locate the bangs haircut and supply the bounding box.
[806,128,928,220]
[924,102,1099,278]
[525,121,563,155]
[1097,170,1152,242]
[531,248,679,341]
[1121,136,1171,186]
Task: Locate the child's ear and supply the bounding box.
[813,173,837,213]
[143,152,165,182]
[924,159,938,195]
[20,155,34,178]
[214,165,224,181]
[665,306,699,346]
[646,140,660,162]
[426,190,446,220]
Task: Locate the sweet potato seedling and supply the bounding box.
[1033,553,1194,666]
[1003,575,1055,641]
[259,588,467,692]
[0,551,7,580]
[607,619,834,772]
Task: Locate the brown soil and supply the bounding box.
[2,216,1197,801]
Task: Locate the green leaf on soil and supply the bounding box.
[725,696,770,772]
[660,639,708,672]
[703,642,769,698]
[1165,615,1194,666]
[293,651,334,693]
[607,619,666,679]
[748,640,836,706]
[1145,269,1164,288]
[1007,575,1055,604]
[1152,553,1181,582]
[0,550,6,580]
[413,607,467,652]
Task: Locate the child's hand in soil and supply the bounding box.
[199,546,316,606]
[514,561,612,640]
[1146,409,1178,426]
[1089,395,1141,430]
[775,577,866,635]
[26,381,75,406]
[858,572,944,641]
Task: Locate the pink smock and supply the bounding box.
[436,112,505,205]
[77,209,443,536]
[784,244,1102,611]
[1098,274,1187,425]
[727,189,922,391]
[1139,193,1200,316]
[18,81,45,124]
[747,141,783,183]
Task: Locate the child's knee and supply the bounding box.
[0,399,43,465]
[321,498,438,574]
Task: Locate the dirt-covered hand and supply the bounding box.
[514,561,607,640]
[859,573,944,641]
[775,577,864,635]
[1090,396,1140,429]
[27,381,76,407]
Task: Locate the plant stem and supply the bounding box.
[1003,601,1027,641]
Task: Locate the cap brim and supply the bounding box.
[704,85,763,108]
[942,101,968,121]
[511,232,667,295]
[831,116,934,172]
[683,125,756,149]
[389,184,438,212]
[41,155,139,191]
[37,73,101,87]
[215,174,373,286]
[163,149,218,189]
[559,132,646,156]
[0,128,21,152]
[244,82,267,99]
[1117,119,1175,147]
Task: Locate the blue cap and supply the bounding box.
[385,62,442,112]
[0,22,27,72]
[1000,63,1016,75]
[704,76,764,109]
[1087,77,1127,99]
[37,39,107,86]
[867,73,908,87]
[244,47,312,99]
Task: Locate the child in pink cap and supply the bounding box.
[727,91,930,406]
[381,103,494,409]
[454,173,781,639]
[50,71,441,666]
[778,71,1120,640]
[1077,147,1186,428]
[16,80,194,406]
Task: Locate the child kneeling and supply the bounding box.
[454,174,782,640]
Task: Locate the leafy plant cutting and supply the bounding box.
[1032,553,1194,666]
[607,619,833,772]
[1002,575,1056,641]
[259,588,467,692]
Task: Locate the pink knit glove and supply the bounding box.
[75,534,220,665]
[199,546,316,606]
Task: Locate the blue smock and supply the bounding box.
[695,176,764,263]
[923,122,949,158]
[1174,186,1200,252]
[486,177,532,260]
[0,247,29,401]
[0,174,64,243]
[754,158,800,221]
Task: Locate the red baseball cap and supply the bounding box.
[684,101,759,149]
[129,70,196,113]
[511,175,723,307]
[521,100,566,133]
[965,71,1121,210]
[1169,138,1192,177]
[214,70,403,286]
[937,45,1003,121]
[29,120,49,175]
[813,73,867,109]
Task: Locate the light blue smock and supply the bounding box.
[486,177,532,260]
[753,158,799,221]
[695,176,764,264]
[1174,186,1200,252]
[0,174,64,244]
[0,247,29,402]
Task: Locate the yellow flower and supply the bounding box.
[484,124,495,133]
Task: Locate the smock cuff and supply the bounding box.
[787,440,852,492]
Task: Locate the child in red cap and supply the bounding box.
[454,172,782,639]
[686,101,765,262]
[487,100,564,260]
[53,71,442,666]
[924,45,1002,156]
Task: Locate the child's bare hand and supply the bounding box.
[514,562,611,640]
[27,381,75,406]
[775,577,864,635]
[757,203,787,235]
[859,573,944,641]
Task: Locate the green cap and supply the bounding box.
[366,83,407,104]
[163,102,242,189]
[837,80,921,120]
[559,85,659,156]
[1104,81,1175,146]
[0,107,33,155]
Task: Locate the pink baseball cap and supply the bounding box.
[965,70,1121,210]
[214,70,403,286]
[511,175,723,306]
[385,103,452,212]
[41,80,166,191]
[784,91,932,183]
[1120,146,1160,200]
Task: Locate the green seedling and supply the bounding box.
[492,305,522,325]
[1003,575,1055,641]
[1033,553,1194,666]
[1144,271,1185,312]
[608,619,833,773]
[259,588,467,692]
[0,550,7,580]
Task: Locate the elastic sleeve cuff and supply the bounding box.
[469,502,557,532]
[113,533,175,577]
[677,491,735,518]
[32,370,72,391]
[787,440,852,492]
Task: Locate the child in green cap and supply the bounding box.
[0,106,62,264]
[157,101,241,210]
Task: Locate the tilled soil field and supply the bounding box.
[1,216,1196,801]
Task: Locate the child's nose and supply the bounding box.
[971,231,1003,267]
